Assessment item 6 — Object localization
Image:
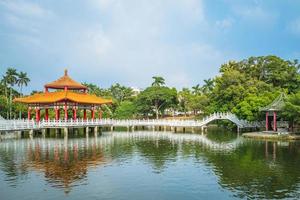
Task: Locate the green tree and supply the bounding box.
[5,68,18,119]
[151,76,165,87]
[191,84,201,95]
[136,86,178,119]
[282,92,300,130]
[189,94,209,115]
[201,78,214,94]
[16,72,30,118]
[178,88,192,116]
[232,92,279,121]
[82,82,111,97]
[0,95,8,118]
[16,72,30,96]
[114,101,137,119]
[0,76,9,118]
[110,83,134,103]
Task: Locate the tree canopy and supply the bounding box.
[2,55,300,125]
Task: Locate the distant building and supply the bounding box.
[131,87,142,96]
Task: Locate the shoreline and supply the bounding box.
[242,132,300,141]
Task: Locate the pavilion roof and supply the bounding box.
[259,92,286,112]
[44,69,87,90]
[14,91,112,105]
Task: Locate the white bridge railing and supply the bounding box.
[0,112,261,131]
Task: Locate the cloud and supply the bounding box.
[0,0,54,44]
[0,0,53,18]
[230,2,278,26]
[58,0,222,87]
[0,0,233,91]
[215,18,234,30]
[287,18,300,36]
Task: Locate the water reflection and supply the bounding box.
[0,131,300,199]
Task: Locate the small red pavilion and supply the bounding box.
[260,93,286,131]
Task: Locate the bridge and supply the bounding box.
[0,131,244,153]
[0,112,261,132]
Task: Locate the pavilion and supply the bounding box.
[14,70,112,122]
[259,93,286,131]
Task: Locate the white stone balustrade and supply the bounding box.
[0,112,264,131]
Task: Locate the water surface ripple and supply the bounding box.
[0,131,300,199]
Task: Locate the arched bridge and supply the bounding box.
[0,112,260,132]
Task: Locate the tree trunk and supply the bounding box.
[5,83,8,119]
[19,85,22,119]
[9,87,12,119]
[155,109,159,119]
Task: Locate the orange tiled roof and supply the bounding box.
[44,69,87,90]
[14,91,112,105]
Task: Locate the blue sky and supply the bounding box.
[0,0,300,93]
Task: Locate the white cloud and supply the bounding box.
[0,0,232,89]
[216,18,234,30]
[287,18,300,36]
[231,3,277,26]
[0,0,55,44]
[0,1,53,18]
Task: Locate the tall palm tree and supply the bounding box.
[201,79,214,94]
[16,72,30,119]
[151,76,165,87]
[17,72,30,96]
[0,75,9,118]
[5,68,18,119]
[192,84,201,95]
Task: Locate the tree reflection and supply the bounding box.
[1,132,300,199]
[135,139,178,172]
[201,140,300,199]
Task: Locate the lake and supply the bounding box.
[1,129,300,200]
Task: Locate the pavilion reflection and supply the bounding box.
[2,132,300,198]
[23,137,109,193]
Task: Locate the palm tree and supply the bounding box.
[5,68,18,119]
[17,72,30,96]
[16,72,30,119]
[201,79,214,94]
[151,76,165,87]
[192,84,201,95]
[0,75,9,118]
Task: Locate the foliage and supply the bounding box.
[0,68,30,119]
[0,95,8,117]
[151,76,165,87]
[282,92,300,125]
[110,83,134,103]
[136,86,178,119]
[2,55,300,124]
[232,92,280,121]
[114,101,137,119]
[82,82,111,97]
[207,56,299,122]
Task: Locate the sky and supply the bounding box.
[0,0,300,93]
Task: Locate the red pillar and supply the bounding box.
[36,108,40,122]
[91,109,95,120]
[28,108,31,120]
[45,108,49,121]
[266,112,269,131]
[73,108,77,120]
[64,103,68,121]
[273,111,277,131]
[55,108,59,121]
[84,109,87,120]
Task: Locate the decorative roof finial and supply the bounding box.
[64,69,68,76]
